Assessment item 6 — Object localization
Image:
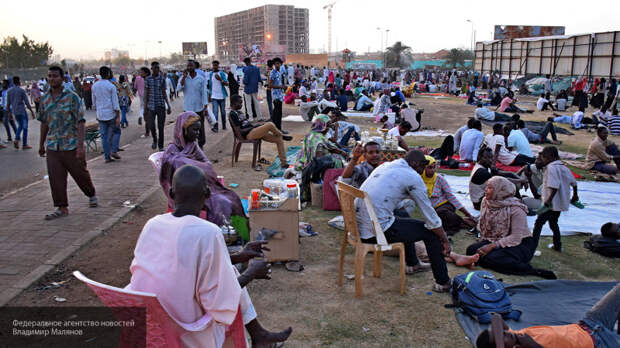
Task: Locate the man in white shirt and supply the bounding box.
[593,106,612,128]
[459,119,484,161]
[92,66,121,163]
[474,102,513,121]
[453,119,473,152]
[506,122,534,157]
[571,106,586,129]
[484,124,534,166]
[355,150,452,291]
[536,93,555,111]
[387,121,413,151]
[177,60,209,147]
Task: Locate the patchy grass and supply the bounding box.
[248,206,620,347]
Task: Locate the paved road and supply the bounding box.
[0,98,183,197]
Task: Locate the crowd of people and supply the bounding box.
[3,58,619,348]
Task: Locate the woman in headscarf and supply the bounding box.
[422,156,476,235]
[465,176,555,278]
[160,112,246,228]
[295,114,347,171]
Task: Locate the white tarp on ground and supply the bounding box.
[405,130,452,137]
[443,174,620,236]
[282,115,306,122]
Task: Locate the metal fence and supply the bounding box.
[474,31,620,79]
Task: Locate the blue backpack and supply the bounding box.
[450,271,521,324]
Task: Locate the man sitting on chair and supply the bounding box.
[127,165,292,348]
[355,150,453,292]
[228,94,293,169]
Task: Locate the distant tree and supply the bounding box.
[443,48,474,69]
[0,35,53,68]
[385,41,412,68]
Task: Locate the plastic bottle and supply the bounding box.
[287,183,298,199]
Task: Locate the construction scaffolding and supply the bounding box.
[474,30,620,79]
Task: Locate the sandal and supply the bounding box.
[254,164,263,171]
[258,158,271,165]
[45,209,68,220]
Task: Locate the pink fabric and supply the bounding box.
[499,97,513,112]
[135,75,145,97]
[127,213,242,347]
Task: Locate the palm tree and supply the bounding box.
[385,41,412,68]
[444,48,474,69]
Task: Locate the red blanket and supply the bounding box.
[439,156,582,179]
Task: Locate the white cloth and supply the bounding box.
[91,79,120,121]
[387,126,401,139]
[536,97,549,111]
[210,73,224,100]
[484,133,516,165]
[127,213,251,348]
[243,92,263,120]
[542,160,577,212]
[571,111,584,129]
[355,159,442,239]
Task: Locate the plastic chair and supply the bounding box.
[336,182,406,298]
[73,271,246,348]
[228,115,261,168]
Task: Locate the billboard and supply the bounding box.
[182,42,208,56]
[239,44,286,65]
[494,26,565,40]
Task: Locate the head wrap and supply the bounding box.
[422,155,437,198]
[478,176,528,240]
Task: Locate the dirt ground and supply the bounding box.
[7,98,620,347]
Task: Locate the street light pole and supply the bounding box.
[385,29,390,67]
[466,20,474,52]
[377,27,382,67]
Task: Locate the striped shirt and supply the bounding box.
[145,74,166,110]
[609,115,620,136]
[429,174,463,209]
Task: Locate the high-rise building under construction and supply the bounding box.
[215,5,309,63]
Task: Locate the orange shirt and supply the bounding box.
[512,324,594,348]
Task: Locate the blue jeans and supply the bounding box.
[98,119,121,159]
[15,113,28,145]
[120,105,128,126]
[580,283,620,348]
[339,126,360,147]
[266,90,273,118]
[211,98,226,129]
[1,109,17,141]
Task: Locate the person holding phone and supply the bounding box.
[207,60,229,133]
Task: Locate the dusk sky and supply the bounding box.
[2,0,619,60]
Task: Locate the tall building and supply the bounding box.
[215,5,309,63]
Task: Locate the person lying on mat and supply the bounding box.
[477,284,620,348]
[128,165,292,348]
[585,126,620,175]
[484,123,535,166]
[517,119,561,145]
[159,111,246,227]
[355,150,453,291]
[387,121,413,151]
[465,176,555,279]
[475,102,513,122]
[228,95,293,171]
[422,156,477,235]
[469,148,528,210]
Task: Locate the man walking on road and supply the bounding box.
[7,76,35,150]
[242,57,263,121]
[38,66,97,220]
[269,57,287,133]
[92,66,121,163]
[1,80,18,147]
[207,60,229,133]
[134,67,146,127]
[144,61,171,150]
[177,60,208,148]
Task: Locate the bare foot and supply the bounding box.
[451,253,480,268]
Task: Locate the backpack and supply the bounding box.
[584,236,620,258]
[450,271,521,324]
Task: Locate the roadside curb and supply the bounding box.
[0,184,160,307]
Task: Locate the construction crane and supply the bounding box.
[323,0,339,54]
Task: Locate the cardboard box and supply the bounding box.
[249,198,299,262]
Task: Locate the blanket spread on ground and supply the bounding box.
[443,174,619,235]
[455,280,617,347]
